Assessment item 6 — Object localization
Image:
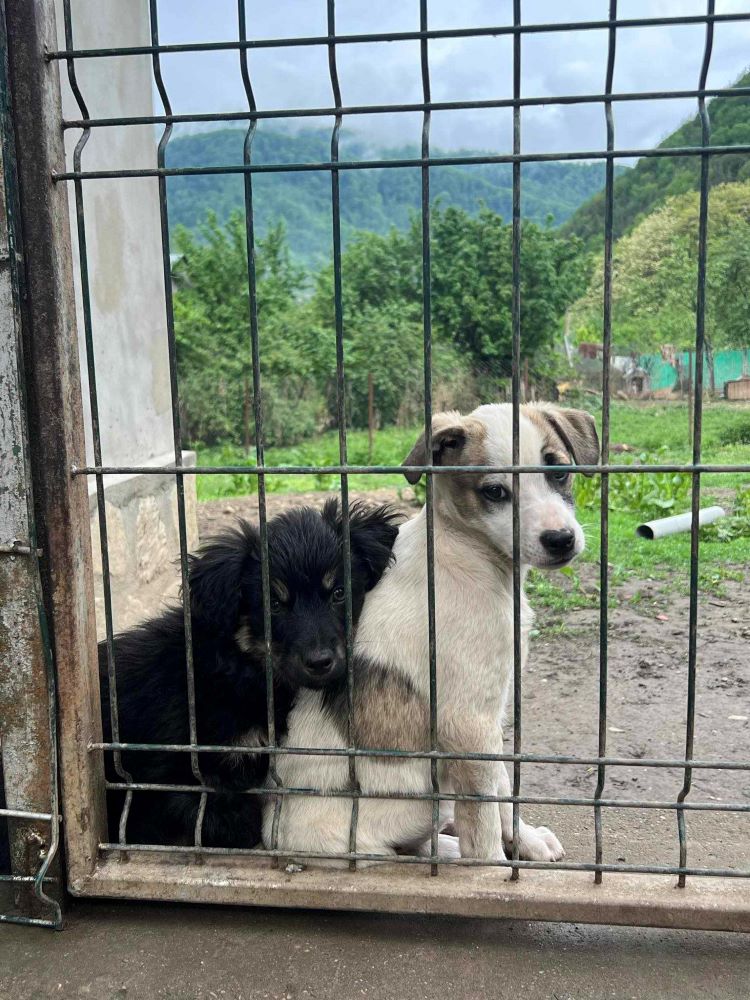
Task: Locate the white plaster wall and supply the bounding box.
[55,0,174,469]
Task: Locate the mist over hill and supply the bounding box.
[166,126,626,266]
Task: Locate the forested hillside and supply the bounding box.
[570,181,750,353]
[166,127,623,266]
[562,72,750,247]
[173,207,586,446]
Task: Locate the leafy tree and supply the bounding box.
[430,206,587,370]
[569,181,750,355]
[173,213,323,447]
[174,204,586,446]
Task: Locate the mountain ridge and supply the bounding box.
[166,126,626,266]
[562,71,750,247]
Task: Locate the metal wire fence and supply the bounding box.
[44,0,750,895]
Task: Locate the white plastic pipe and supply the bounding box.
[636,505,726,540]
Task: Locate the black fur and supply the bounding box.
[99,500,400,849]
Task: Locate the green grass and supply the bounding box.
[194,400,750,612]
[195,426,420,502]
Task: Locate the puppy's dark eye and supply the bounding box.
[269,597,282,613]
[332,586,346,604]
[481,484,509,503]
[544,453,571,485]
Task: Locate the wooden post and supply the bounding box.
[243,369,251,455]
[367,371,374,462]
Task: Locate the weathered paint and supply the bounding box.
[0,11,60,926]
[5,0,105,910]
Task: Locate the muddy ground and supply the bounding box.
[95,489,748,874]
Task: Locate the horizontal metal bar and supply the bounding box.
[52,142,750,182]
[91,742,750,771]
[46,11,750,60]
[97,841,749,879]
[103,781,749,813]
[0,874,57,883]
[71,462,750,477]
[0,913,60,928]
[61,85,750,131]
[0,807,54,821]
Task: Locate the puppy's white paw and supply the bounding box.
[512,823,565,862]
[459,829,507,863]
[436,833,461,860]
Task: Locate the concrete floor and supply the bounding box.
[0,901,748,1000]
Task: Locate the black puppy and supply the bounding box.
[99,500,400,849]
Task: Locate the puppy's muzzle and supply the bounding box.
[539,528,576,564]
[303,648,339,681]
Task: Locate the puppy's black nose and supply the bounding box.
[540,529,576,555]
[305,650,335,676]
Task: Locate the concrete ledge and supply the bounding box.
[89,450,199,586]
[72,855,750,933]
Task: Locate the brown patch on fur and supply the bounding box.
[523,407,567,462]
[401,412,487,486]
[272,579,289,603]
[523,403,599,475]
[327,663,431,753]
[322,569,336,591]
[234,620,280,660]
[438,418,492,523]
[223,726,268,771]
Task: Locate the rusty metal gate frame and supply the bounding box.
[4,0,749,930]
[0,0,62,929]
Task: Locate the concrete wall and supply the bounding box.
[55,0,198,617]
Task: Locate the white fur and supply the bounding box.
[263,404,578,868]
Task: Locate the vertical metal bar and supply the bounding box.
[509,0,522,881]
[32,608,62,926]
[677,0,714,888]
[147,0,205,847]
[236,4,281,864]
[326,0,359,871]
[419,0,439,875]
[61,0,133,844]
[594,0,617,885]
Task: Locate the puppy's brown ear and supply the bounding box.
[402,412,468,485]
[529,404,600,476]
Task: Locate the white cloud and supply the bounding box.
[156,0,750,155]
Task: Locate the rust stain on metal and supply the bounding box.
[5,0,107,895]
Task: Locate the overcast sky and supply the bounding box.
[155,1,750,156]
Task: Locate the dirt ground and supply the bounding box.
[95,489,748,874]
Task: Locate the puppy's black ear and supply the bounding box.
[323,499,402,590]
[187,520,259,634]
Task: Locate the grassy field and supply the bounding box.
[194,401,750,608]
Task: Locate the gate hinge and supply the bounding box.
[0,540,43,557]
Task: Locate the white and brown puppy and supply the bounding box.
[263,403,599,868]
